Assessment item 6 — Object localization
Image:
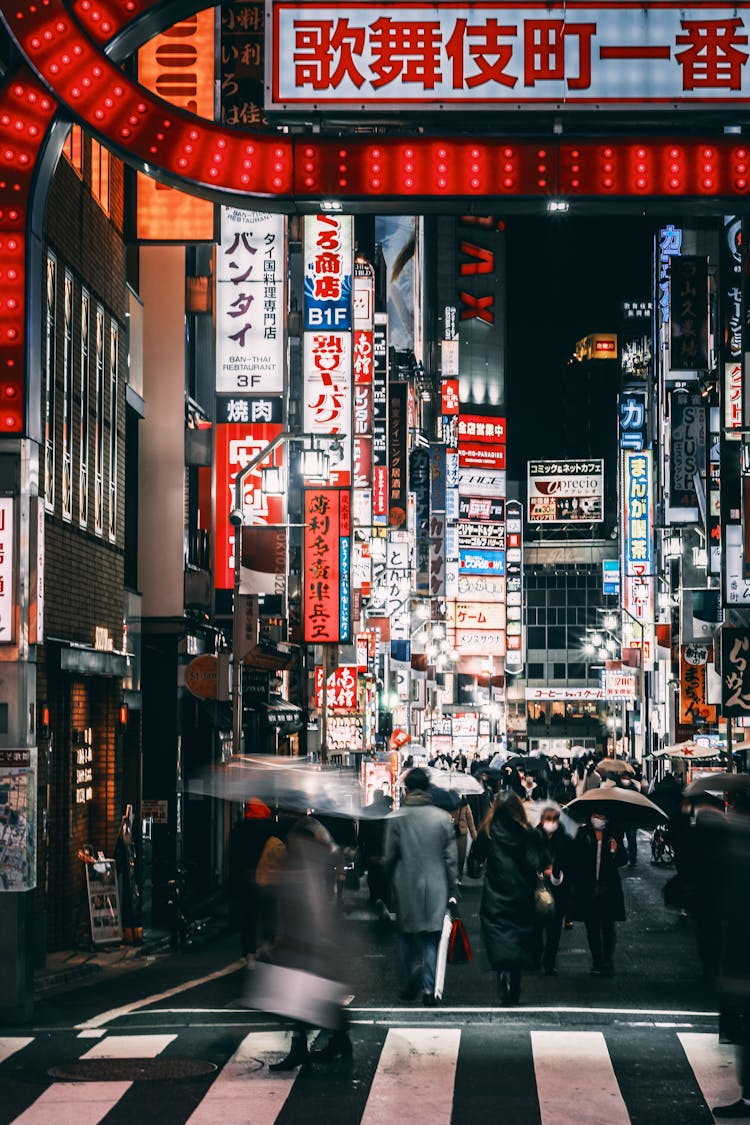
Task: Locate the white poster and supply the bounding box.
[303,331,352,485]
[216,209,285,395]
[0,498,14,642]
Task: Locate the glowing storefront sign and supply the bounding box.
[623,449,653,576]
[0,498,14,641]
[304,214,353,330]
[528,459,604,523]
[304,489,351,643]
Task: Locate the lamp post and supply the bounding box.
[229,431,346,761]
[620,606,648,762]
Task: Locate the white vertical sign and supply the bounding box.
[0,498,14,642]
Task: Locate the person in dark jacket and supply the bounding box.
[473,791,547,1006]
[570,811,628,976]
[227,798,274,964]
[534,805,576,976]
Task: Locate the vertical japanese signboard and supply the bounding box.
[304,489,351,643]
[410,446,430,593]
[668,390,706,520]
[221,0,267,129]
[504,499,524,675]
[216,209,285,395]
[0,497,14,641]
[670,256,709,371]
[388,382,408,528]
[623,450,653,577]
[618,392,646,451]
[303,215,353,486]
[373,312,388,525]
[721,627,750,717]
[679,643,717,726]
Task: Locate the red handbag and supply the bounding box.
[448,917,472,964]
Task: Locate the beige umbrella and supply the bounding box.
[564,786,667,828]
[655,741,720,760]
[596,758,635,779]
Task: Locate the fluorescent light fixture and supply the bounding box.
[547,199,569,213]
[261,465,285,494]
[320,200,343,212]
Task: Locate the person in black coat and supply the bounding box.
[534,805,576,975]
[473,792,547,1006]
[570,812,628,976]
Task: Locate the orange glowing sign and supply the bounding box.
[136,11,216,241]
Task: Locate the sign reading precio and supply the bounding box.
[527,458,604,523]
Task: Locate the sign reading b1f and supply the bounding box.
[304,215,353,330]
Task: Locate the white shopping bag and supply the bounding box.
[433,912,453,1001]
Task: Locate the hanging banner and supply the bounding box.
[619,391,647,451]
[410,446,431,593]
[0,497,14,642]
[303,489,351,643]
[216,209,285,395]
[721,626,750,717]
[669,390,706,519]
[623,450,654,578]
[303,331,353,486]
[679,643,717,725]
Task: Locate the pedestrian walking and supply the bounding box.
[227,798,275,965]
[472,791,547,1006]
[385,767,459,1006]
[452,795,477,881]
[570,811,627,976]
[534,804,576,976]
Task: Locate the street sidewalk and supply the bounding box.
[33,929,174,998]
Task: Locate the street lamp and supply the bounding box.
[229,431,348,761]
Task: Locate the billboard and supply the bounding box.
[268,4,750,110]
[303,214,352,330]
[623,450,653,577]
[527,459,604,523]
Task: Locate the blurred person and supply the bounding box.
[617,772,642,867]
[246,813,351,1071]
[472,792,548,1006]
[534,805,576,976]
[649,768,683,820]
[227,798,274,965]
[451,795,478,880]
[570,811,627,976]
[358,790,393,920]
[668,795,723,982]
[385,767,459,1007]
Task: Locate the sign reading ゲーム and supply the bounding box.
[268,4,750,109]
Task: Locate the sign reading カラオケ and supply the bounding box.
[268,4,750,109]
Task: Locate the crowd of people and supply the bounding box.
[226,749,750,1118]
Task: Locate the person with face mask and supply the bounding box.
[534,806,576,975]
[570,810,628,976]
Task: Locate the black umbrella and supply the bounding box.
[684,772,750,798]
[564,786,667,829]
[506,755,545,772]
[430,786,461,811]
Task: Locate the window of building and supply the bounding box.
[94,305,104,536]
[44,252,56,512]
[108,322,118,542]
[79,289,90,528]
[90,139,110,215]
[553,662,566,679]
[62,125,83,175]
[62,270,74,523]
[527,663,545,681]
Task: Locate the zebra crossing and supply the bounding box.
[0,1024,741,1123]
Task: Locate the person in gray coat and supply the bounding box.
[385,767,459,1006]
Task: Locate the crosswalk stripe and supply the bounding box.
[185,1031,295,1124]
[532,1030,630,1125]
[678,1032,742,1118]
[360,1028,460,1125]
[0,1038,33,1064]
[11,1031,174,1124]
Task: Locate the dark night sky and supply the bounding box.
[505,215,655,500]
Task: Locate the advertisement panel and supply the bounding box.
[454,630,506,655]
[388,382,408,528]
[303,489,351,643]
[504,498,524,672]
[458,521,506,551]
[458,573,506,600]
[458,444,506,469]
[214,422,284,591]
[0,498,14,642]
[721,626,750,716]
[268,4,750,109]
[216,210,285,394]
[458,468,506,498]
[0,761,35,891]
[459,548,505,575]
[457,415,506,443]
[669,390,706,517]
[679,643,717,725]
[451,602,506,631]
[459,496,504,522]
[670,256,709,371]
[528,459,604,523]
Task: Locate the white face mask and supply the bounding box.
[542,821,558,834]
[590,816,607,830]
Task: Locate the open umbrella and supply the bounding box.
[564,786,667,828]
[187,756,365,818]
[596,758,635,779]
[399,766,484,796]
[684,772,750,798]
[506,755,546,772]
[430,787,462,811]
[655,740,722,761]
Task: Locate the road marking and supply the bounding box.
[678,1032,741,1117]
[360,1028,460,1125]
[12,1032,172,1124]
[186,1031,295,1124]
[0,1038,33,1064]
[77,1030,106,1039]
[532,1030,630,1125]
[75,960,245,1029]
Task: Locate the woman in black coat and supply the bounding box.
[570,812,627,976]
[534,805,576,976]
[473,792,547,1006]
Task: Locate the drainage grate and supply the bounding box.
[48,1058,220,1082]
